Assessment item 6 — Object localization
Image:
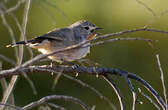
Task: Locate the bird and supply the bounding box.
[6,20,102,63]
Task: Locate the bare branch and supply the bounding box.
[128,72,166,110]
[156,54,168,110]
[92,37,154,47]
[0,6,19,59]
[5,0,25,13]
[95,27,168,41]
[136,0,157,17]
[123,74,137,110]
[103,74,126,110]
[46,103,67,110]
[38,0,70,24]
[22,95,92,110]
[138,88,161,110]
[136,0,168,28]
[0,75,18,110]
[0,102,22,110]
[0,63,167,109]
[18,0,31,64]
[0,62,15,109]
[22,73,37,95]
[52,69,63,90]
[0,54,15,65]
[62,73,117,110]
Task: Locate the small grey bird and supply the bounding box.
[7,20,102,62]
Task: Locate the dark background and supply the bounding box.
[0,0,168,110]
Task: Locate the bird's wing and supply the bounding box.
[6,28,73,47]
[31,28,67,44]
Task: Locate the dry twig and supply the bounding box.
[22,95,92,110]
[156,54,168,110]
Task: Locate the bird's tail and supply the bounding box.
[6,40,33,47]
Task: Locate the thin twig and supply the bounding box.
[0,7,19,59]
[22,95,92,110]
[128,72,166,110]
[103,74,126,110]
[0,76,18,110]
[46,102,67,110]
[92,37,154,47]
[156,54,168,110]
[138,88,161,110]
[136,0,168,28]
[62,73,117,110]
[39,0,70,24]
[19,0,31,64]
[136,0,157,17]
[52,69,63,90]
[0,54,15,65]
[22,73,37,95]
[95,27,168,42]
[125,76,137,110]
[0,102,23,110]
[5,0,26,13]
[0,62,15,108]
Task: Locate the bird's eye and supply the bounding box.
[84,26,89,30]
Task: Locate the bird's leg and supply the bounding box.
[60,59,79,77]
[77,59,100,78]
[50,60,55,75]
[60,58,77,66]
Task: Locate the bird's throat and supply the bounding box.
[87,33,97,40]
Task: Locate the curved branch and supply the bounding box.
[128,72,166,110]
[103,74,126,110]
[0,65,166,109]
[22,95,92,110]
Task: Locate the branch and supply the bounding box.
[46,103,67,110]
[156,54,168,110]
[22,95,92,110]
[123,74,137,110]
[0,65,166,109]
[0,103,22,110]
[138,88,161,110]
[103,74,126,110]
[62,73,117,110]
[5,0,25,13]
[95,27,168,41]
[136,0,157,17]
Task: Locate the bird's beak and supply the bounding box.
[90,27,103,34]
[95,27,103,30]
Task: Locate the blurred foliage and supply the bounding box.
[0,0,168,110]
